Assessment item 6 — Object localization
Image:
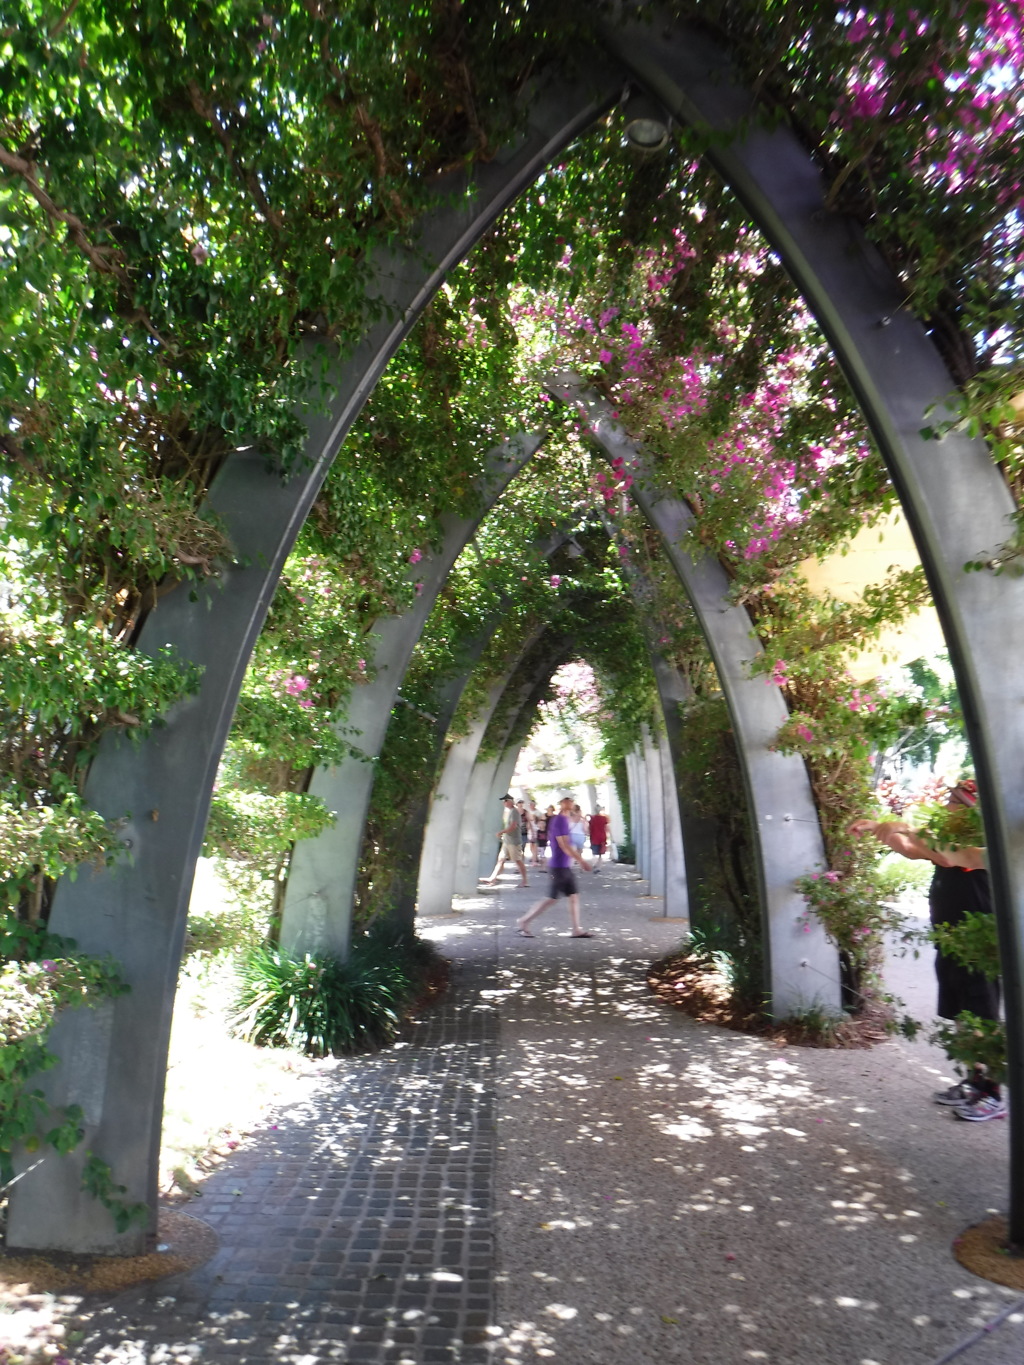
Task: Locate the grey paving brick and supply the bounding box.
[64,937,501,1364]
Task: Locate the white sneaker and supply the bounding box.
[954,1093,1007,1122]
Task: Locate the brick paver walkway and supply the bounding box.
[63,920,503,1364]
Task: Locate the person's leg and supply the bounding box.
[566,892,582,934]
[481,852,506,885]
[514,855,529,887]
[566,893,593,936]
[517,897,555,933]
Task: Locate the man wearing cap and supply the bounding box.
[480,794,529,888]
[516,795,593,938]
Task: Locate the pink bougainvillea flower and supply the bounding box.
[408,548,423,564]
[550,575,561,587]
[41,959,57,973]
[285,675,309,696]
[357,659,366,672]
[414,581,424,596]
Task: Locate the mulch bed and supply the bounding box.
[647,949,894,1048]
[954,1215,1024,1289]
[0,1208,217,1295]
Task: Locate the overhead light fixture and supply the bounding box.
[622,91,671,155]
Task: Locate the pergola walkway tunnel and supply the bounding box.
[4,4,1024,1259]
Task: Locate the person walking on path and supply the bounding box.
[588,807,610,869]
[848,777,1003,1122]
[516,795,592,937]
[482,794,529,888]
[525,799,541,866]
[535,805,553,864]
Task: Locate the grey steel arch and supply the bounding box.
[279,436,541,958]
[549,376,839,1016]
[7,73,621,1254]
[416,533,572,914]
[607,16,1024,1237]
[425,518,691,918]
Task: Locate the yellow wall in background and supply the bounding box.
[798,511,946,682]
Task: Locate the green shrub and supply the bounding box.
[931,1012,1006,1086]
[874,853,933,899]
[928,910,1005,1083]
[685,919,765,1012]
[231,930,439,1057]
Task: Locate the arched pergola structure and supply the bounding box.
[278,435,543,958]
[549,376,838,1015]
[12,14,1024,1254]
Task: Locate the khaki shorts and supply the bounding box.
[501,836,523,860]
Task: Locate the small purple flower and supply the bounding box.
[408,548,423,565]
[41,959,57,973]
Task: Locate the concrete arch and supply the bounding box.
[417,625,546,918]
[550,376,838,1016]
[15,13,1024,1253]
[382,614,577,932]
[647,648,722,927]
[8,75,620,1254]
[279,436,542,958]
[605,18,1024,1233]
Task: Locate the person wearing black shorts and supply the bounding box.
[516,795,592,938]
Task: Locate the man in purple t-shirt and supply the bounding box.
[516,795,593,938]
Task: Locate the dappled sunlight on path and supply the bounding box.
[484,865,1020,1365]
[6,868,1021,1364]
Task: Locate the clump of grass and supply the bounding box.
[231,929,442,1057]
